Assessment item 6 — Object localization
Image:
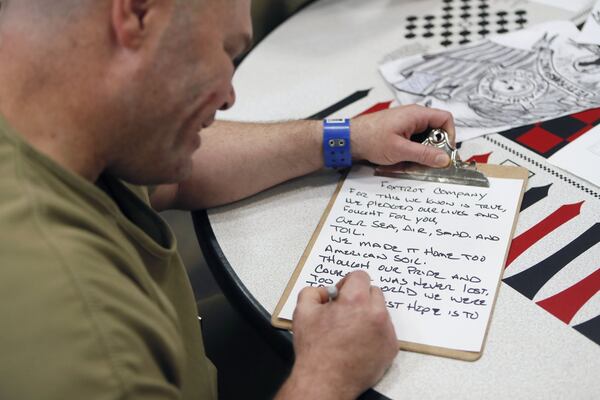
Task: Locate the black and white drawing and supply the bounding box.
[402,0,529,49]
[380,22,600,140]
[578,0,600,45]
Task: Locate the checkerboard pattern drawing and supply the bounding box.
[499,108,600,158]
[404,0,528,48]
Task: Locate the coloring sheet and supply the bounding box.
[578,0,600,45]
[380,21,600,141]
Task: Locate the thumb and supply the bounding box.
[398,141,450,168]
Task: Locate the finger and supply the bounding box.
[402,105,455,143]
[338,270,372,300]
[432,108,456,145]
[392,139,450,168]
[444,118,456,146]
[369,285,386,306]
[335,274,350,290]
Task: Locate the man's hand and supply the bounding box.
[351,104,456,167]
[276,271,398,400]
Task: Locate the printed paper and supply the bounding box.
[379,21,600,142]
[548,124,600,188]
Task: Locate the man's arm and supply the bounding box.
[151,118,322,210]
[150,105,455,211]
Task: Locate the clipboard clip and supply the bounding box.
[374,129,490,188]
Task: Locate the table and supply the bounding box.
[193,1,600,398]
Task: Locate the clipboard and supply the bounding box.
[272,130,529,361]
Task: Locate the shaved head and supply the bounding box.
[0,0,252,184]
[0,0,99,29]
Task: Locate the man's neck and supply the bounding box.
[0,19,111,183]
[0,94,108,182]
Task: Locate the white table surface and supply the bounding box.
[208,1,600,398]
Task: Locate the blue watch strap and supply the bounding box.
[323,118,352,169]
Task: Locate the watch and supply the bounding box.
[323,118,352,169]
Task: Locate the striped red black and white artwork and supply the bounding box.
[312,97,600,347]
[463,135,600,347]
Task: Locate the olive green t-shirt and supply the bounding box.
[0,116,217,399]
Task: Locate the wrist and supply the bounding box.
[277,362,358,400]
[296,119,327,172]
[349,116,369,161]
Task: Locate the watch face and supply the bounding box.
[478,69,548,104]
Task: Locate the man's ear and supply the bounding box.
[111,0,153,49]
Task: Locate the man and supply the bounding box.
[0,0,455,399]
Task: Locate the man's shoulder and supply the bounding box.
[0,161,184,399]
[0,209,185,400]
[0,161,136,274]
